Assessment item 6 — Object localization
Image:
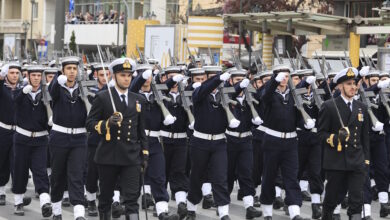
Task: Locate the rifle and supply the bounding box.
[77,57,97,113]
[257,52,267,71]
[219,84,239,124]
[286,50,297,70]
[41,71,53,120]
[359,86,381,126]
[379,88,390,118]
[295,47,308,69]
[208,46,215,66]
[186,44,196,67]
[178,82,194,125]
[150,77,173,120]
[274,48,283,65]
[343,51,353,67]
[136,44,146,64]
[168,48,176,66]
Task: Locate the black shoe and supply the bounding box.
[23,196,32,206]
[292,215,310,220]
[75,217,86,220]
[202,194,215,209]
[0,195,5,206]
[254,196,261,207]
[42,203,53,218]
[341,197,348,209]
[380,203,390,217]
[361,216,373,220]
[371,186,378,201]
[99,211,111,220]
[301,191,311,202]
[125,213,139,220]
[53,214,63,220]
[177,202,187,219]
[283,205,289,216]
[141,193,155,209]
[62,197,70,207]
[332,214,341,220]
[221,215,231,220]
[111,201,123,218]
[88,200,98,217]
[158,212,180,220]
[264,217,272,220]
[246,206,262,219]
[237,189,244,201]
[14,204,24,216]
[273,196,284,210]
[185,211,196,220]
[312,204,322,219]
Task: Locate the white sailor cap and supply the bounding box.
[49,60,57,67]
[315,73,325,81]
[94,63,109,71]
[164,66,182,74]
[135,64,153,71]
[203,66,222,73]
[61,56,79,67]
[333,67,358,84]
[327,70,338,78]
[359,66,370,77]
[177,61,186,66]
[380,71,390,78]
[21,64,29,71]
[225,67,237,73]
[189,68,206,76]
[230,69,247,77]
[259,70,274,78]
[365,70,380,78]
[8,62,21,71]
[27,65,45,73]
[272,64,293,74]
[109,58,136,73]
[44,67,59,75]
[194,57,201,62]
[147,58,159,65]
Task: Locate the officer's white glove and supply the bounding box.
[251,116,263,125]
[229,118,241,128]
[142,69,152,80]
[239,78,250,89]
[0,64,9,78]
[192,82,201,89]
[48,116,53,127]
[219,72,231,82]
[163,114,176,126]
[304,119,316,130]
[372,121,384,132]
[173,74,184,82]
[108,79,116,87]
[275,72,288,82]
[378,79,390,89]
[188,121,195,130]
[57,75,67,86]
[305,76,316,85]
[153,69,160,75]
[23,85,32,94]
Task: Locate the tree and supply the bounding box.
[69,31,77,54]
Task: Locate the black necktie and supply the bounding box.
[347,102,352,112]
[121,94,127,110]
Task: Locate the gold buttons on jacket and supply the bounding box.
[117,137,120,140]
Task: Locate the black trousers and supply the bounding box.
[86,145,99,194]
[164,142,189,194]
[98,164,140,214]
[50,145,86,205]
[187,137,230,206]
[323,168,366,216]
[297,131,324,195]
[252,138,264,188]
[12,143,49,194]
[0,131,14,187]
[369,134,389,193]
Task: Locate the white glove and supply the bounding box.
[229,118,240,128]
[304,119,316,129]
[142,69,152,80]
[251,116,263,125]
[305,76,316,85]
[239,78,250,89]
[0,64,9,78]
[48,116,53,127]
[132,71,138,77]
[219,72,231,82]
[23,85,32,94]
[275,72,288,82]
[192,82,201,89]
[173,74,184,82]
[378,79,390,89]
[108,79,116,87]
[57,75,67,86]
[188,121,195,130]
[372,121,384,132]
[153,69,160,75]
[22,78,28,86]
[163,114,176,126]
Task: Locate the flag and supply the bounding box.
[69,0,74,13]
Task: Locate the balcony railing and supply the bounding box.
[0,19,24,33]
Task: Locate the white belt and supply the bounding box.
[193,130,225,141]
[0,121,16,131]
[265,128,297,139]
[145,130,160,137]
[52,124,87,134]
[225,130,252,138]
[16,126,48,137]
[160,131,187,139]
[256,125,267,132]
[297,127,317,133]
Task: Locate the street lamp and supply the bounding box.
[22,21,30,54]
[30,0,35,52]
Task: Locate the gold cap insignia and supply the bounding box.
[346,68,355,77]
[123,60,131,69]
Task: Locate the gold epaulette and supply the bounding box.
[95,120,103,135]
[327,134,335,148]
[142,150,149,155]
[365,160,370,165]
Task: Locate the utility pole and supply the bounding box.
[54,0,65,51]
[238,0,242,59]
[30,0,34,51]
[116,0,121,57]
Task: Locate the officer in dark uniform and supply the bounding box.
[161,66,190,219]
[130,66,179,220]
[85,63,111,217]
[12,65,52,217]
[225,69,262,219]
[0,63,32,207]
[318,67,370,220]
[48,56,88,220]
[86,57,148,220]
[259,64,314,220]
[186,69,237,220]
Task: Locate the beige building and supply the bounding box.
[0,0,55,60]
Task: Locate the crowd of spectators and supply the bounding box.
[66,10,125,24]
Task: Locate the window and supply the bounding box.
[166,0,179,24]
[33,2,38,19]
